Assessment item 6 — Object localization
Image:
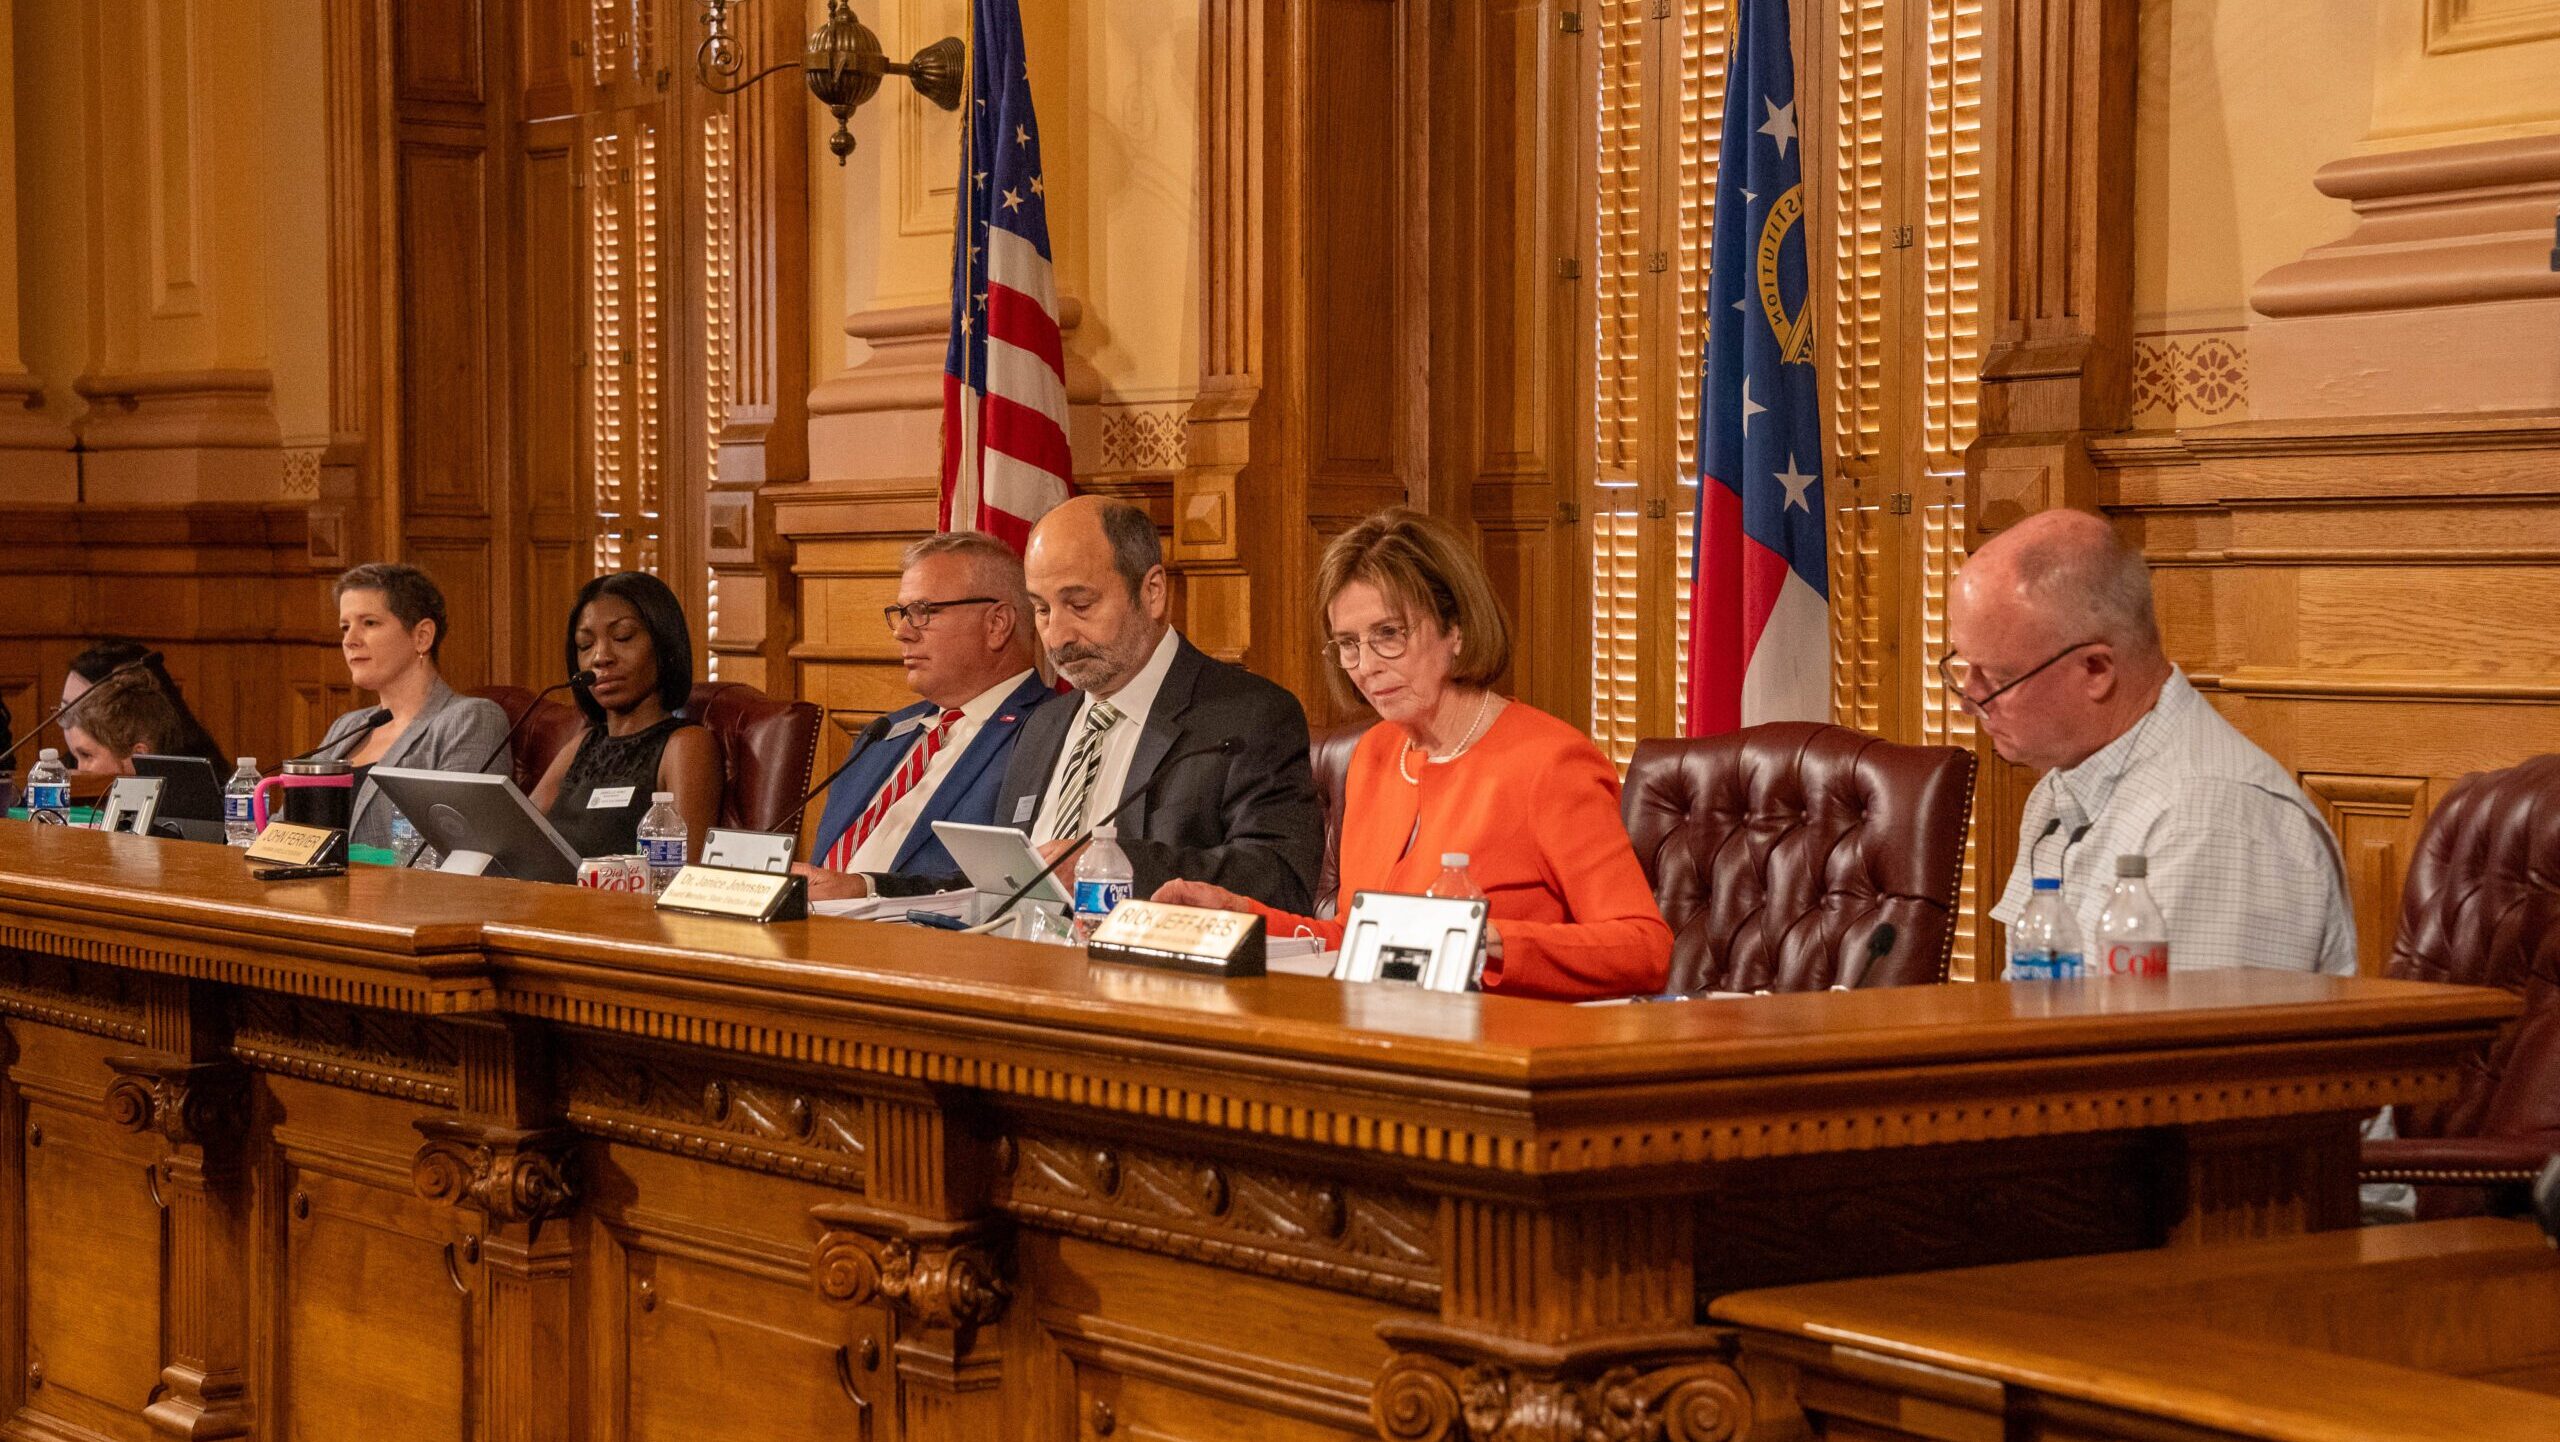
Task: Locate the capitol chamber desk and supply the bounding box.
[0,823,2516,1442]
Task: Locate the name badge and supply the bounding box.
[588,785,636,810]
[1013,795,1037,824]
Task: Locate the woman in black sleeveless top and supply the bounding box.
[530,573,722,859]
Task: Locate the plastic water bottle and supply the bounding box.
[1425,853,1486,902]
[2094,854,2170,976]
[24,749,70,823]
[223,758,260,847]
[1072,824,1134,939]
[2007,877,2085,980]
[389,809,438,869]
[636,792,687,894]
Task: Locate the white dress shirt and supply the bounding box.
[844,669,1035,873]
[1032,628,1181,842]
[1990,667,2357,975]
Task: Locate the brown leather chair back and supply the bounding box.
[1309,720,1376,920]
[687,682,821,834]
[1622,722,1975,994]
[470,685,586,796]
[2386,755,2560,1156]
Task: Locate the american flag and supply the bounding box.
[940,0,1073,549]
[1687,0,1830,736]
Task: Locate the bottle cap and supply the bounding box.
[2114,854,2148,878]
[1093,824,1117,839]
[1441,853,1469,868]
[2031,876,2060,891]
[37,748,56,762]
[238,757,257,770]
[652,791,673,803]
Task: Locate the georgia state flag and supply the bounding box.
[1686,0,1829,736]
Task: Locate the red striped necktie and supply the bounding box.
[824,708,965,871]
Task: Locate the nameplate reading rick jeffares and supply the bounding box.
[1087,900,1266,977]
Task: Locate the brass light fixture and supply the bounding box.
[696,0,964,164]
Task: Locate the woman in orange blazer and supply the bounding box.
[1153,509,1670,1001]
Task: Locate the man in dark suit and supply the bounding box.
[876,496,1323,911]
[792,531,1058,901]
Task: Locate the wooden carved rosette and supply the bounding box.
[409,1118,577,1225]
[1373,1335,1752,1442]
[811,1207,1010,1335]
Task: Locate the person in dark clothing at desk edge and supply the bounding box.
[872,495,1324,911]
[529,572,722,861]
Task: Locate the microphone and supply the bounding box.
[778,711,927,844]
[968,737,1239,933]
[471,670,596,776]
[0,651,164,768]
[1833,922,1900,991]
[291,707,393,763]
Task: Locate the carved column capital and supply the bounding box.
[1372,1324,1752,1442]
[810,1202,1010,1334]
[103,1053,248,1150]
[410,1117,577,1225]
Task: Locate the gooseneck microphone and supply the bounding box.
[777,712,930,846]
[0,651,165,769]
[1832,922,1900,991]
[291,708,394,763]
[471,670,596,777]
[968,737,1239,934]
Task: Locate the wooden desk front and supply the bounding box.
[0,822,2516,1442]
[1715,1218,2560,1441]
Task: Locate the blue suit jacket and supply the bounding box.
[807,672,1058,876]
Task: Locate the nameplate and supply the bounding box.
[245,823,345,867]
[655,865,809,923]
[1087,901,1266,977]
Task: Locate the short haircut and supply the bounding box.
[1314,508,1512,709]
[565,572,696,726]
[2007,515,2164,657]
[903,530,1033,616]
[1095,500,1163,601]
[63,671,188,762]
[335,562,452,660]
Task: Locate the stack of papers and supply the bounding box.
[813,889,975,923]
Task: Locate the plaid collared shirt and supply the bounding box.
[1991,668,2357,975]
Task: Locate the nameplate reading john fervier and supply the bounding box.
[245,823,344,867]
[654,864,808,923]
[1087,900,1266,977]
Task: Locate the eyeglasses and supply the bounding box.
[881,597,1000,633]
[1937,640,2103,715]
[1323,622,1415,669]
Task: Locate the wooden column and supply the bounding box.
[408,1018,575,1442]
[102,979,250,1441]
[811,1086,1010,1442]
[1964,0,2140,904]
[1181,0,1424,708]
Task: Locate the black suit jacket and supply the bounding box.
[878,634,1323,912]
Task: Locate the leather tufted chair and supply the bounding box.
[2363,755,2560,1219]
[1621,722,1975,994]
[686,682,822,835]
[470,685,586,796]
[1309,720,1377,920]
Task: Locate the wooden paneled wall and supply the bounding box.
[0,506,344,766]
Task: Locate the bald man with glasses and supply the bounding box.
[1946,509,2355,975]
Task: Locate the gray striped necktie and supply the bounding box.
[1046,700,1123,841]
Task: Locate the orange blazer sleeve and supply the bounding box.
[1475,743,1671,1001]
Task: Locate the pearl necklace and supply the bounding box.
[1398,691,1499,785]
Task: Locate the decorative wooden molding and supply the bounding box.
[2425,0,2560,52]
[103,1054,249,1153]
[72,369,283,451]
[994,1129,1437,1306]
[810,1204,1011,1335]
[1371,1326,1753,1442]
[0,952,149,1043]
[561,1041,866,1188]
[0,918,494,1016]
[231,992,459,1104]
[410,1117,578,1226]
[2253,134,2560,318]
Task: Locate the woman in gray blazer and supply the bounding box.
[310,564,512,853]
